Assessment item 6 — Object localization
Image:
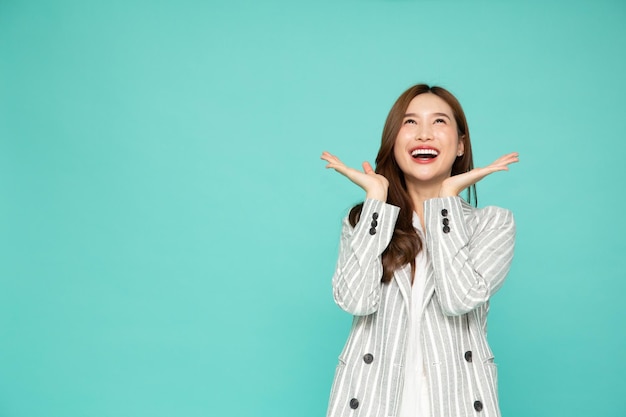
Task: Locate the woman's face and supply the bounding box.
[393,93,464,186]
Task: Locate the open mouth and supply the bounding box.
[410,148,439,160]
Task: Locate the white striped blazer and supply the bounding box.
[327,196,515,417]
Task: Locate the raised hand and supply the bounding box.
[439,152,519,197]
[321,151,389,202]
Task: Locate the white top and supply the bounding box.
[397,215,432,417]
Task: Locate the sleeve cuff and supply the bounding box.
[351,198,400,259]
[424,196,469,247]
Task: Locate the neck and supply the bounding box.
[405,179,444,220]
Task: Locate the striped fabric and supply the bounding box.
[327,196,515,417]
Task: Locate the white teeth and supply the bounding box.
[411,148,439,157]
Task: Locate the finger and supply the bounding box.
[320,151,338,163]
[496,157,518,169]
[488,153,519,169]
[326,162,350,173]
[492,152,519,165]
[323,155,359,178]
[321,151,344,161]
[321,152,348,170]
[500,152,519,162]
[362,161,375,174]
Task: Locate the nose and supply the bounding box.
[415,124,433,141]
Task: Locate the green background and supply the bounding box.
[1,0,625,416]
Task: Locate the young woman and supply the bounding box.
[321,84,518,417]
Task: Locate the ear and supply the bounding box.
[457,135,465,157]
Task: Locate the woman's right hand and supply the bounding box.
[321,151,389,202]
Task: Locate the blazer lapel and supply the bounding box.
[394,253,435,317]
[421,257,435,314]
[395,264,412,314]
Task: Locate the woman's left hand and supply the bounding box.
[439,152,519,197]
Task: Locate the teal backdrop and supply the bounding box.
[1,0,625,416]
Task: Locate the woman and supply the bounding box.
[320,84,518,417]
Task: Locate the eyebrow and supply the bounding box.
[404,112,452,119]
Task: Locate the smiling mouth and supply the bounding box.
[410,148,439,160]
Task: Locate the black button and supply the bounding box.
[443,218,449,226]
[464,351,472,362]
[350,398,359,409]
[441,209,448,216]
[371,220,378,227]
[372,212,379,220]
[363,353,374,364]
[474,400,483,411]
[369,228,376,235]
[443,226,450,233]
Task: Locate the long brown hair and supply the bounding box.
[348,84,476,283]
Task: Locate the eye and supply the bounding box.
[434,118,447,124]
[404,118,417,125]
